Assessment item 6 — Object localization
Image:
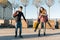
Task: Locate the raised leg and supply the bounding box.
[34,22,40,32]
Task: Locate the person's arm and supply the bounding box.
[22,13,26,22]
[13,11,17,17]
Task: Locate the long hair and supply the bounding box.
[39,7,44,15]
[39,7,46,16]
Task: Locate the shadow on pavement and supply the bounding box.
[0,33,60,40]
[0,35,22,40]
[46,32,60,36]
[23,32,60,39]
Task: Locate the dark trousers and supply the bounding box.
[15,22,22,36]
[35,22,40,31]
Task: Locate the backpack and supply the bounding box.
[13,11,18,18]
[13,11,19,22]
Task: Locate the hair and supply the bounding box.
[19,6,23,9]
[39,7,46,15]
[40,7,44,10]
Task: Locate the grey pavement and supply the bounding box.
[0,28,60,40]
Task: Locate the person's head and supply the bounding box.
[39,7,44,15]
[39,7,46,15]
[40,7,45,12]
[19,6,23,11]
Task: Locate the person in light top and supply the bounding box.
[34,7,54,36]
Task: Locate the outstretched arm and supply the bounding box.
[22,13,26,22]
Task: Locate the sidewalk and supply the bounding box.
[0,28,60,40]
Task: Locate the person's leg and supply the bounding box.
[34,22,40,32]
[38,29,40,36]
[43,22,46,36]
[19,22,23,38]
[15,23,18,37]
[47,21,52,27]
[38,22,41,36]
[47,21,54,30]
[41,22,44,29]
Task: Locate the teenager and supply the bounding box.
[13,6,27,38]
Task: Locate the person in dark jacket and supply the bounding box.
[13,6,27,38]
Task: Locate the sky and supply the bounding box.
[8,0,60,19]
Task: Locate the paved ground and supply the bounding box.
[0,28,60,40]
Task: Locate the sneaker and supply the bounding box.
[15,35,17,37]
[38,34,40,37]
[44,32,46,36]
[19,35,23,38]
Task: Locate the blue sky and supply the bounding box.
[8,0,60,19]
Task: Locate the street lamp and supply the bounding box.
[58,0,60,6]
[12,0,19,14]
[46,0,55,19]
[33,0,45,18]
[0,0,8,19]
[20,0,29,18]
[58,0,60,3]
[11,0,19,25]
[33,0,40,18]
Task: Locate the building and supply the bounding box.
[0,1,12,20]
[0,1,13,27]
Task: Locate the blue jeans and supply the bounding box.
[15,21,22,36]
